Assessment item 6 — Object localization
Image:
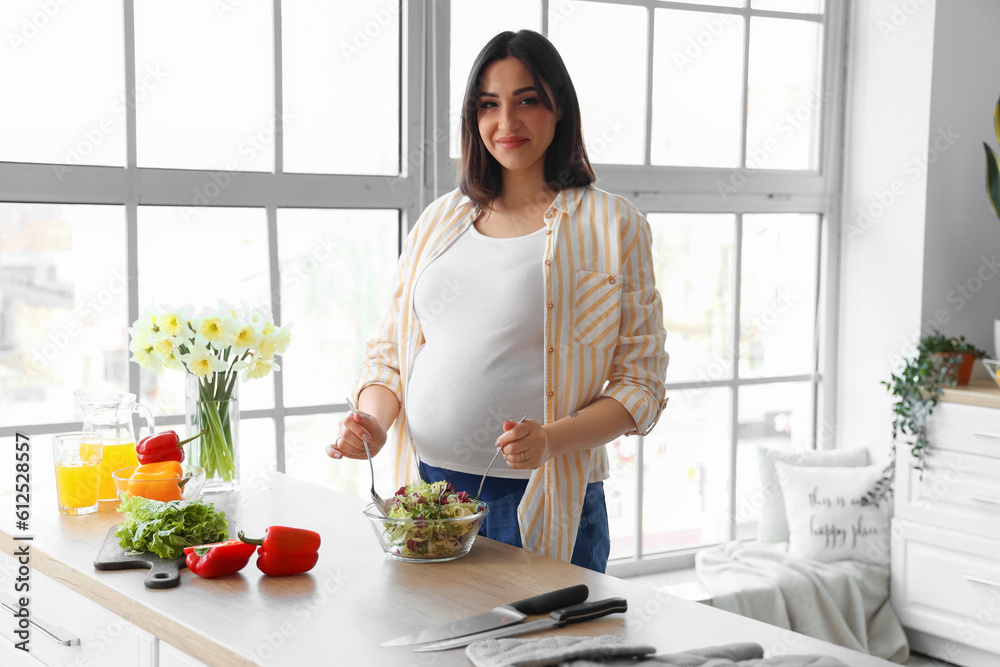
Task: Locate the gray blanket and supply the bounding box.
[695,543,909,663]
[466,635,851,666]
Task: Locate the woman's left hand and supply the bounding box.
[496,419,550,470]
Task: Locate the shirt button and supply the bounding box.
[545,230,551,235]
[608,277,616,285]
[547,303,553,309]
[547,390,554,397]
[544,259,550,266]
[547,347,554,353]
[545,210,554,218]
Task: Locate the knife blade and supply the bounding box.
[413,597,628,652]
[379,584,589,647]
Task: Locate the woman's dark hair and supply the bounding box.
[459,30,595,208]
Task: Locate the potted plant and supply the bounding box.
[865,333,983,505]
[921,333,987,386]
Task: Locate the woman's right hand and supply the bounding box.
[327,411,387,460]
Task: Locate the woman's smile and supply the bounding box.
[496,136,529,149]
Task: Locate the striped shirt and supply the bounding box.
[352,185,669,563]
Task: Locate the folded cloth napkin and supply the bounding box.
[466,635,851,667]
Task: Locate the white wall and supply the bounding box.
[920,0,1000,356]
[837,0,936,460]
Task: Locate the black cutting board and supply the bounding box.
[93,525,187,589]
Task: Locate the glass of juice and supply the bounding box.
[52,432,103,515]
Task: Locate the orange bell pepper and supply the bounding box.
[126,461,184,502]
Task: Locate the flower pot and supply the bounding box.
[931,352,976,386]
[184,373,240,492]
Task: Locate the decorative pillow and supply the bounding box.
[774,462,891,565]
[756,446,869,543]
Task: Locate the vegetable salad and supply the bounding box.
[382,480,484,559]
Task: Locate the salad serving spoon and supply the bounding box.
[346,396,387,516]
[476,413,529,500]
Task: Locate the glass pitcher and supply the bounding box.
[75,390,156,502]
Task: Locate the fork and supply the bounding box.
[347,396,387,516]
[476,413,529,500]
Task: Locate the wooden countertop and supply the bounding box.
[0,474,897,667]
[940,361,1000,409]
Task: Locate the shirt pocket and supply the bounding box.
[572,269,623,349]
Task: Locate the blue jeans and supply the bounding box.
[418,462,611,573]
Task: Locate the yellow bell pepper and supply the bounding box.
[126,460,184,502]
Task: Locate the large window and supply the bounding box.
[0,1,845,574]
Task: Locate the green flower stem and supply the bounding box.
[196,375,236,483]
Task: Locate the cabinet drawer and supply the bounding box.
[896,445,1000,540]
[926,402,1000,458]
[891,520,1000,654]
[160,640,210,667]
[0,551,156,667]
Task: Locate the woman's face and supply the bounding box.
[476,57,561,179]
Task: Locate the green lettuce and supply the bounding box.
[115,495,229,560]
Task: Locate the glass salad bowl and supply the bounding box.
[111,464,206,502]
[363,500,490,563]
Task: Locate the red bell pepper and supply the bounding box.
[238,526,321,576]
[135,429,204,465]
[184,539,257,578]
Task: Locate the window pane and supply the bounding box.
[752,0,824,13]
[277,209,398,406]
[135,1,274,171]
[667,0,744,7]
[642,387,732,554]
[238,417,277,492]
[282,0,399,175]
[449,0,542,158]
[739,214,819,378]
[652,9,744,168]
[549,2,647,165]
[649,214,735,383]
[137,206,273,414]
[746,17,823,170]
[285,413,393,500]
[0,1,124,165]
[605,435,637,561]
[734,381,814,540]
[0,205,128,426]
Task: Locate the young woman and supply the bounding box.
[327,29,667,573]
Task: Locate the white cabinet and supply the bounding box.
[892,401,1000,667]
[0,550,156,667]
[160,640,210,667]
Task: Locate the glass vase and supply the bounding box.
[185,373,240,493]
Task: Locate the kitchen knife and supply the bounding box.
[380,584,589,647]
[413,597,628,652]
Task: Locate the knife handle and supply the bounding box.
[550,597,628,626]
[506,584,589,615]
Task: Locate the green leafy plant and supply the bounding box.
[985,94,1000,219]
[865,333,983,506]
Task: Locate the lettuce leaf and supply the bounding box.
[115,495,229,560]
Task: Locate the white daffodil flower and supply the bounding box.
[129,346,162,374]
[233,357,280,381]
[134,310,157,336]
[231,322,263,356]
[156,305,193,338]
[181,346,230,379]
[148,332,177,360]
[193,315,234,348]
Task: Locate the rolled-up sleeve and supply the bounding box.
[601,207,669,435]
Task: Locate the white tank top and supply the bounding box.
[406,223,546,478]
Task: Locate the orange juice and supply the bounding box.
[55,461,100,510]
[98,440,138,501]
